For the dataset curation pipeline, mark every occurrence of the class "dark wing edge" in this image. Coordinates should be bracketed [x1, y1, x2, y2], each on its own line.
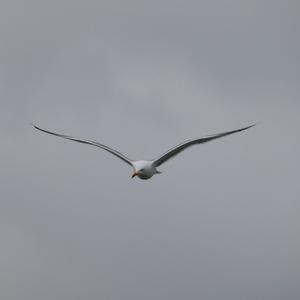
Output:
[152, 124, 256, 167]
[32, 124, 133, 166]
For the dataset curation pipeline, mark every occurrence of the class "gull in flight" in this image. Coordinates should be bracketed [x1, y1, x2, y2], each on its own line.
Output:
[33, 124, 255, 180]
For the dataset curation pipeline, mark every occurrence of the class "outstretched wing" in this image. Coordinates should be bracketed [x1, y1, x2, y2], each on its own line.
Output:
[152, 124, 255, 167]
[32, 124, 133, 166]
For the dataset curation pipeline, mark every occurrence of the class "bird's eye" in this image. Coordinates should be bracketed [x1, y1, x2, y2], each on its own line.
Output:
[140, 169, 144, 172]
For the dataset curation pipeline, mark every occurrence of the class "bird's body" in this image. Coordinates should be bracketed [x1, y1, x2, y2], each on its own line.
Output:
[33, 124, 255, 180]
[132, 160, 160, 179]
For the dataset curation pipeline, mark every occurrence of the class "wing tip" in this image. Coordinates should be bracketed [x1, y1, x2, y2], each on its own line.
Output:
[244, 123, 256, 130]
[31, 123, 42, 131]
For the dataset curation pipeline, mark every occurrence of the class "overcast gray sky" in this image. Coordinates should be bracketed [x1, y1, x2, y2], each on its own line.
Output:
[1, 0, 300, 299]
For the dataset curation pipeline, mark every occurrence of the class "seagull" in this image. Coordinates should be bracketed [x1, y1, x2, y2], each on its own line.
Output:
[32, 124, 255, 180]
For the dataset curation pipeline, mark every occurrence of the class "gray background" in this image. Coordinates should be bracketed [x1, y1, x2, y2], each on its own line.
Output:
[1, 0, 300, 299]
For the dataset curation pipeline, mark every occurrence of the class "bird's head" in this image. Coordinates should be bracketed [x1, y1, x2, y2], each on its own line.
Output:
[131, 168, 145, 178]
[131, 161, 159, 180]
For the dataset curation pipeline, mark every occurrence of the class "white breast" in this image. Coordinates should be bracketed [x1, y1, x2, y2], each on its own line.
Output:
[132, 160, 156, 179]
